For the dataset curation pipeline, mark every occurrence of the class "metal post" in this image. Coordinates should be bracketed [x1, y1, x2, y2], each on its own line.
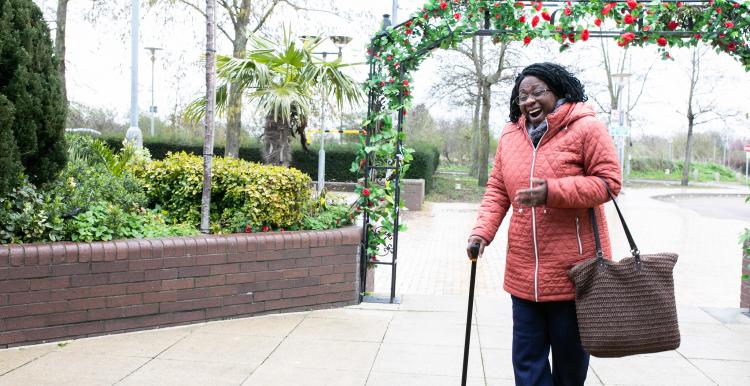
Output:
[125, 0, 142, 147]
[317, 52, 327, 194]
[392, 0, 398, 25]
[145, 47, 162, 137]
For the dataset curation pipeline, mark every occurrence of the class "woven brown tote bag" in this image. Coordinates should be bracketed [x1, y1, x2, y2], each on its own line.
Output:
[568, 183, 680, 358]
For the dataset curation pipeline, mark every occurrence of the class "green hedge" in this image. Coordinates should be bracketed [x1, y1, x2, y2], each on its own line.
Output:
[105, 139, 440, 190]
[135, 152, 311, 231]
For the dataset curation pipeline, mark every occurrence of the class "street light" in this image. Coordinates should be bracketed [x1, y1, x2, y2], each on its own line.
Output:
[125, 0, 142, 148]
[611, 72, 631, 179]
[144, 46, 162, 137]
[301, 35, 352, 193]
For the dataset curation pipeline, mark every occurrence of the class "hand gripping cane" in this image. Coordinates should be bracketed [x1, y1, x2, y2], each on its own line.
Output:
[461, 242, 481, 386]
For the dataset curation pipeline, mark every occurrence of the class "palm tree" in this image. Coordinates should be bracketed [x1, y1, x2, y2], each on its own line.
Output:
[187, 31, 363, 166]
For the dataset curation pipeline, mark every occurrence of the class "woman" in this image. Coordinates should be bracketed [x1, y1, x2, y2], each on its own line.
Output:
[466, 62, 621, 386]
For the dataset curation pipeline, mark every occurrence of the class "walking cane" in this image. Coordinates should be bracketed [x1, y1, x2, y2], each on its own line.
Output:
[461, 242, 481, 386]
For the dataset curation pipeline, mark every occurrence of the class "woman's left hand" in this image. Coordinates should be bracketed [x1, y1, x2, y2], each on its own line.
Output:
[515, 178, 548, 207]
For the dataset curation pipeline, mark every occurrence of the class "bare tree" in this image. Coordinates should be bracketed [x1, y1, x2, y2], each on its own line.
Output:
[428, 39, 519, 186]
[152, 0, 339, 158]
[201, 0, 216, 233]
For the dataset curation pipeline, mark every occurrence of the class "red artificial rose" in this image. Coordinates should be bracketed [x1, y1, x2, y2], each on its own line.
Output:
[719, 33, 726, 38]
[733, 2, 740, 8]
[362, 188, 370, 197]
[514, 1, 524, 8]
[568, 33, 576, 43]
[624, 14, 634, 24]
[564, 7, 572, 16]
[245, 224, 252, 233]
[531, 15, 540, 27]
[694, 33, 702, 40]
[523, 35, 532, 45]
[621, 32, 635, 42]
[386, 55, 393, 61]
[725, 21, 734, 28]
[676, 1, 683, 7]
[440, 1, 447, 10]
[454, 12, 461, 21]
[542, 11, 551, 21]
[602, 3, 616, 15]
[423, 13, 429, 19]
[405, 28, 412, 35]
[617, 39, 627, 47]
[727, 42, 737, 51]
[406, 20, 412, 27]
[594, 18, 602, 27]
[642, 24, 650, 31]
[581, 29, 590, 41]
[534, 2, 542, 11]
[657, 36, 668, 46]
[627, 0, 638, 10]
[667, 21, 678, 30]
[262, 225, 269, 232]
[495, 13, 501, 18]
[519, 15, 526, 23]
[403, 79, 409, 86]
[665, 52, 672, 59]
[716, 7, 722, 13]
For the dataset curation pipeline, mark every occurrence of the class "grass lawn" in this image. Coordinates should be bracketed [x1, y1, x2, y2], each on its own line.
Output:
[426, 168, 486, 203]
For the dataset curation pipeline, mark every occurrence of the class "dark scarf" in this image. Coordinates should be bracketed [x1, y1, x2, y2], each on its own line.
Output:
[526, 98, 567, 147]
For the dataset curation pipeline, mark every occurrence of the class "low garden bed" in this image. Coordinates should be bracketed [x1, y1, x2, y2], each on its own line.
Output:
[0, 226, 362, 348]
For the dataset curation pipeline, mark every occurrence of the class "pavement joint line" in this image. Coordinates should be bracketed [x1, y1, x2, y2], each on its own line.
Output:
[237, 310, 310, 385]
[472, 299, 489, 385]
[0, 347, 57, 378]
[675, 348, 720, 386]
[363, 309, 396, 386]
[111, 327, 195, 385]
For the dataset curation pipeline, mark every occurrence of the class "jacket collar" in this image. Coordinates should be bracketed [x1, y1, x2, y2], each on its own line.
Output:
[515, 102, 595, 146]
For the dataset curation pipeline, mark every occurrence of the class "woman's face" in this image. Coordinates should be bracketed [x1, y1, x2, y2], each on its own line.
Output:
[517, 76, 558, 126]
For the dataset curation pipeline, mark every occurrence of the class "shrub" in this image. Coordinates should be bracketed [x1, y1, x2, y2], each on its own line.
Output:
[0, 177, 64, 244]
[0, 95, 21, 194]
[137, 152, 312, 231]
[405, 142, 441, 192]
[0, 0, 67, 188]
[104, 138, 439, 185]
[68, 203, 198, 242]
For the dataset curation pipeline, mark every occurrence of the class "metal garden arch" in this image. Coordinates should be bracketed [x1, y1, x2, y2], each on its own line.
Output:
[356, 0, 750, 303]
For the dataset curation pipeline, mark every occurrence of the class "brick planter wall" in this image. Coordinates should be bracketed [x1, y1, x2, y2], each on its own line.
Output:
[0, 226, 361, 348]
[742, 239, 749, 310]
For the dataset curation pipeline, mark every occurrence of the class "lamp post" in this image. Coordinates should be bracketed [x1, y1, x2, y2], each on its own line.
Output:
[611, 73, 631, 179]
[125, 0, 142, 148]
[301, 35, 352, 193]
[144, 46, 162, 137]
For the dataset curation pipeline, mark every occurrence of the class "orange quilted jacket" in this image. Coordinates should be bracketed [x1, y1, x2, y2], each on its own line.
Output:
[471, 102, 622, 302]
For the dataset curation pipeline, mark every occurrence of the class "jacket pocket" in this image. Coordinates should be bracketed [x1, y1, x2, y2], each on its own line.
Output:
[575, 216, 583, 255]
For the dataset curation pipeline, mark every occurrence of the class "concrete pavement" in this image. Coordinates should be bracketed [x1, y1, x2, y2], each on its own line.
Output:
[1, 184, 749, 385]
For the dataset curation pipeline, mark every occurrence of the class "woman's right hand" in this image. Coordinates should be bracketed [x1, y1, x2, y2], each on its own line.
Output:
[466, 236, 487, 260]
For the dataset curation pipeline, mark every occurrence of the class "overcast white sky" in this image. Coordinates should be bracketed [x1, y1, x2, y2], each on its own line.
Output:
[35, 0, 750, 141]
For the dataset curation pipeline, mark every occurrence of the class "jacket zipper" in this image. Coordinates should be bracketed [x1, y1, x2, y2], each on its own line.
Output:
[529, 119, 548, 302]
[575, 217, 583, 255]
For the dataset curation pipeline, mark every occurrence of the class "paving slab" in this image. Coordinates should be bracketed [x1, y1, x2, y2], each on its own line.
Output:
[243, 365, 369, 386]
[0, 345, 57, 376]
[157, 332, 282, 365]
[262, 338, 380, 372]
[590, 355, 716, 385]
[0, 351, 148, 386]
[59, 327, 191, 358]
[365, 371, 485, 386]
[370, 342, 483, 377]
[117, 359, 257, 386]
[192, 312, 306, 337]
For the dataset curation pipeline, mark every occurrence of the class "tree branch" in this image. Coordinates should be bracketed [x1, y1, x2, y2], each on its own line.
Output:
[177, 0, 233, 41]
[251, 0, 281, 33]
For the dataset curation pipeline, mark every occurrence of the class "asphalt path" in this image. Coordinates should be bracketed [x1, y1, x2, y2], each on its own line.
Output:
[654, 194, 750, 221]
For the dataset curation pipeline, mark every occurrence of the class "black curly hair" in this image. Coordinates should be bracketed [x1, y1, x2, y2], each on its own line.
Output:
[509, 62, 587, 123]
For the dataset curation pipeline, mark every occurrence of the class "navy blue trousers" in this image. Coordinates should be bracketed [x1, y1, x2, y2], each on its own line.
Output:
[511, 295, 589, 386]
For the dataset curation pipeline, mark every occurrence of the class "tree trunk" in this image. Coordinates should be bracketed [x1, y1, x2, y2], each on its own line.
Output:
[224, 1, 251, 158]
[201, 0, 217, 233]
[681, 109, 694, 186]
[55, 0, 68, 105]
[681, 48, 699, 187]
[478, 80, 491, 187]
[470, 82, 481, 177]
[262, 116, 292, 167]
